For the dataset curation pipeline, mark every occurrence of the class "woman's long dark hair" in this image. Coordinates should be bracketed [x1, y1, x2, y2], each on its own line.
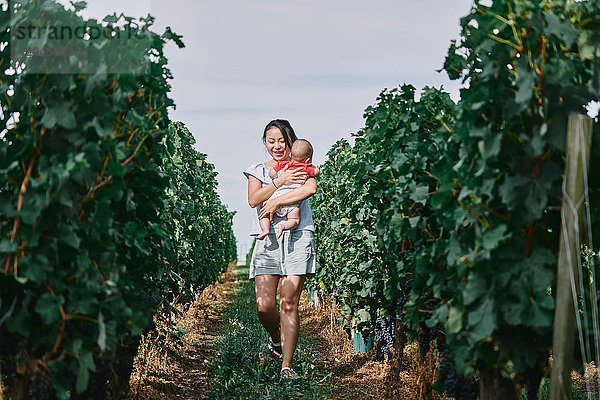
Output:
[263, 119, 297, 150]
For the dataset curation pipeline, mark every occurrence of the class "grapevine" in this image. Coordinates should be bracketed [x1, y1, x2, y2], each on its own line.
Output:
[0, 1, 235, 397]
[311, 0, 600, 397]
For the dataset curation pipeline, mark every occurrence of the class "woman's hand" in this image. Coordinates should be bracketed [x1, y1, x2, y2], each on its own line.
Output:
[259, 177, 317, 221]
[259, 196, 281, 221]
[274, 164, 308, 187]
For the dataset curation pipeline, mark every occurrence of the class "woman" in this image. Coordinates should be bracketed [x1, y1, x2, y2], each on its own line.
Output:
[243, 119, 317, 378]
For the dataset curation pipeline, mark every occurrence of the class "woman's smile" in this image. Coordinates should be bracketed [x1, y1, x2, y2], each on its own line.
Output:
[265, 127, 290, 161]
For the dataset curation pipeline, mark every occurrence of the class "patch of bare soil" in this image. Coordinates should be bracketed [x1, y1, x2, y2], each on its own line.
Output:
[127, 265, 240, 399]
[299, 291, 450, 400]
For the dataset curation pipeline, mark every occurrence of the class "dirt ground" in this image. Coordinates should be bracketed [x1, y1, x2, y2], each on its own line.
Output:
[127, 265, 446, 399]
[299, 291, 447, 400]
[127, 267, 238, 399]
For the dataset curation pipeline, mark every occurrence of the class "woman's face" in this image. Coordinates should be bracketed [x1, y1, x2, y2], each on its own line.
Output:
[265, 127, 290, 161]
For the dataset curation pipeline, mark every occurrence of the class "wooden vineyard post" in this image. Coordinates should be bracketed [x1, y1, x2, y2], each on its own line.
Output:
[550, 113, 593, 400]
[391, 317, 405, 379]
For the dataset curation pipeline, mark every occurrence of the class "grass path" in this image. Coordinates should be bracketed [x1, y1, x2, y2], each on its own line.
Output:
[204, 266, 331, 399]
[130, 264, 390, 399]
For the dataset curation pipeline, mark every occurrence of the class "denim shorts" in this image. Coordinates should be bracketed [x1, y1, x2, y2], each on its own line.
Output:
[249, 230, 316, 280]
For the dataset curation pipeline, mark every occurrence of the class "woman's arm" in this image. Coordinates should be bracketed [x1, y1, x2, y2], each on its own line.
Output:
[247, 175, 276, 208]
[258, 177, 317, 220]
[247, 166, 308, 208]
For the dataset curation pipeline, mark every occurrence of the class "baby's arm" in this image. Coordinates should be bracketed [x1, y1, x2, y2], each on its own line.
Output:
[305, 164, 320, 178]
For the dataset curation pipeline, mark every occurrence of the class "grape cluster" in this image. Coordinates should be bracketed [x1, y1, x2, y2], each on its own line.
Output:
[438, 349, 478, 400]
[395, 295, 409, 313]
[142, 276, 181, 309]
[25, 371, 55, 400]
[417, 325, 430, 361]
[194, 284, 207, 299]
[374, 316, 395, 355]
[141, 278, 161, 307]
[396, 276, 414, 311]
[418, 322, 445, 360]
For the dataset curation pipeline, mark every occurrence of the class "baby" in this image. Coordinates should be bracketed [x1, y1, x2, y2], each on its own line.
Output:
[257, 139, 320, 239]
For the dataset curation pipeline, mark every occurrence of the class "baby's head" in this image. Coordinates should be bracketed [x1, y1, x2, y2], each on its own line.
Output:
[291, 139, 313, 162]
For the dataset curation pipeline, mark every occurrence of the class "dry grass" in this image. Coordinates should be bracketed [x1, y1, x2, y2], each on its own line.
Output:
[127, 265, 239, 399]
[572, 361, 600, 397]
[127, 270, 450, 399]
[299, 291, 450, 400]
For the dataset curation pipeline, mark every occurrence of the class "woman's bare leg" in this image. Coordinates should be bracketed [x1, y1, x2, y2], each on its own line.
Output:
[279, 275, 306, 369]
[254, 275, 281, 346]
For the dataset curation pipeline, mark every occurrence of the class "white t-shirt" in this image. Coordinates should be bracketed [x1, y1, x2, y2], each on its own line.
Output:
[243, 162, 315, 236]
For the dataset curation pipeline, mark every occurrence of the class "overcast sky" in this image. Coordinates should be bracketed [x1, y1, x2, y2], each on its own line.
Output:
[70, 0, 477, 258]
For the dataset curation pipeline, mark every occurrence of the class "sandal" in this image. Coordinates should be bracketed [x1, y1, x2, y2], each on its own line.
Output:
[268, 337, 283, 361]
[280, 367, 299, 379]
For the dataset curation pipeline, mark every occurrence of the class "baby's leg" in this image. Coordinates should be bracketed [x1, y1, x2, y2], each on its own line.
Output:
[275, 208, 301, 239]
[257, 215, 271, 240]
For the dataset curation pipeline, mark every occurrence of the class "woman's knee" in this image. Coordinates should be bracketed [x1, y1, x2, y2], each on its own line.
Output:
[279, 297, 298, 314]
[256, 298, 277, 316]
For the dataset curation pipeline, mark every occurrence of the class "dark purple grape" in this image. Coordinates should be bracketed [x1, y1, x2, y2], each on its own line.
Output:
[26, 371, 55, 400]
[438, 349, 478, 400]
[374, 316, 395, 355]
